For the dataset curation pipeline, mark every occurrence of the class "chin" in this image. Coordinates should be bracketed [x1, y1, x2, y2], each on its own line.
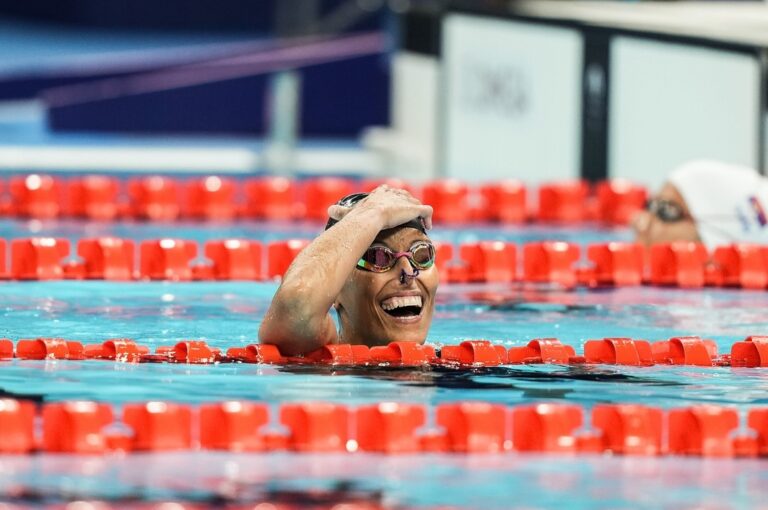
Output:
[363, 329, 427, 347]
[383, 328, 428, 345]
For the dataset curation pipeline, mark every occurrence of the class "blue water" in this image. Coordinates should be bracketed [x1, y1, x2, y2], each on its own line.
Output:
[0, 220, 767, 509]
[0, 217, 631, 249]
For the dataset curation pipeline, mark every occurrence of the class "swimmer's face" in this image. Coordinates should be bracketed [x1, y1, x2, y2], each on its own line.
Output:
[632, 183, 700, 246]
[335, 226, 439, 346]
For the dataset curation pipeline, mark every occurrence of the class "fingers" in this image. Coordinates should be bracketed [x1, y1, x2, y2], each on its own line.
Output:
[420, 204, 433, 230]
[371, 185, 420, 204]
[374, 187, 432, 230]
[327, 204, 351, 221]
[331, 185, 434, 231]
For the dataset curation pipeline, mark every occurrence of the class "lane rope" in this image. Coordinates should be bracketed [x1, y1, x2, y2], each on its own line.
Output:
[0, 398, 765, 457]
[1, 236, 767, 289]
[3, 337, 768, 368]
[1, 174, 644, 224]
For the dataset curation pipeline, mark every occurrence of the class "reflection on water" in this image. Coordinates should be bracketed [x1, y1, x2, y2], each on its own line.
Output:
[0, 452, 765, 509]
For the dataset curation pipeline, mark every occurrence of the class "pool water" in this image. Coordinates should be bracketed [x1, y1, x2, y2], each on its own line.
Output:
[0, 219, 767, 509]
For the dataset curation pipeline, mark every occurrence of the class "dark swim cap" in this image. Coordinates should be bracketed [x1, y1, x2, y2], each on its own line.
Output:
[324, 192, 427, 232]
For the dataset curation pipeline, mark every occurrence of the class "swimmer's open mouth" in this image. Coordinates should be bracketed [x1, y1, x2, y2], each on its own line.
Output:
[381, 295, 423, 318]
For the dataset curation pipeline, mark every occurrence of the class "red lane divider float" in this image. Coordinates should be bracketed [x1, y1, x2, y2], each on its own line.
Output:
[422, 180, 471, 223]
[244, 176, 297, 220]
[204, 239, 263, 280]
[357, 402, 426, 453]
[266, 239, 310, 279]
[523, 241, 581, 288]
[537, 181, 590, 223]
[0, 399, 35, 453]
[78, 237, 135, 280]
[595, 180, 648, 225]
[0, 238, 5, 278]
[281, 402, 350, 452]
[460, 241, 517, 283]
[508, 338, 576, 364]
[200, 400, 270, 451]
[584, 338, 653, 366]
[1, 236, 767, 289]
[712, 244, 768, 289]
[649, 242, 709, 288]
[184, 176, 237, 221]
[729, 336, 768, 368]
[42, 401, 114, 453]
[0, 174, 655, 225]
[124, 402, 193, 451]
[11, 237, 70, 280]
[480, 180, 527, 223]
[129, 176, 181, 221]
[2, 336, 768, 369]
[303, 177, 354, 221]
[1, 398, 767, 458]
[67, 174, 122, 220]
[9, 174, 61, 219]
[139, 239, 198, 281]
[586, 242, 645, 286]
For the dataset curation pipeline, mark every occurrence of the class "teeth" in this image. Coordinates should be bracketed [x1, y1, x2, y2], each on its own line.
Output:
[381, 295, 423, 311]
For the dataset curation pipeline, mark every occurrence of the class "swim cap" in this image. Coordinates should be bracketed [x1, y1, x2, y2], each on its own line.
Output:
[668, 160, 768, 249]
[324, 192, 427, 233]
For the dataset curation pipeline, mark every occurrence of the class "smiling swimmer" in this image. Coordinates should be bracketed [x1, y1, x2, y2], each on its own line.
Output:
[259, 185, 438, 356]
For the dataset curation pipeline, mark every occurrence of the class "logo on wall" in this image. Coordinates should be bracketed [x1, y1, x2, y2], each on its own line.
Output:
[461, 59, 529, 118]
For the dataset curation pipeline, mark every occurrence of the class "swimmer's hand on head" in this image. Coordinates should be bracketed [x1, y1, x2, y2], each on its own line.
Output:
[327, 187, 433, 231]
[258, 185, 434, 356]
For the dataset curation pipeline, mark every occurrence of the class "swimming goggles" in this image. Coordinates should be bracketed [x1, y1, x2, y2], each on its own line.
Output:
[646, 198, 741, 242]
[357, 241, 436, 273]
[645, 198, 689, 223]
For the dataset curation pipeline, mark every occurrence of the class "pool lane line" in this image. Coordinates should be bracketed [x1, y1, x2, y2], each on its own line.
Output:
[0, 398, 765, 458]
[2, 337, 768, 368]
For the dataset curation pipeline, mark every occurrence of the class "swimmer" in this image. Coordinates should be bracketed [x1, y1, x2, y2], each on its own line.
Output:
[259, 185, 438, 356]
[633, 160, 768, 249]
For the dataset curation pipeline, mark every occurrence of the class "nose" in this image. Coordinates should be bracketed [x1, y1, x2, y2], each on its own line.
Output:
[631, 210, 652, 246]
[394, 253, 415, 272]
[631, 210, 651, 234]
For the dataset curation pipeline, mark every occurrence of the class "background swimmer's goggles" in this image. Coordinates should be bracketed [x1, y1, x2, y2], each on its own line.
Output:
[324, 192, 427, 233]
[646, 198, 742, 242]
[645, 198, 689, 223]
[356, 242, 436, 273]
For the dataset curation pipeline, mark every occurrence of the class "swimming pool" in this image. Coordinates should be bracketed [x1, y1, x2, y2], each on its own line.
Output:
[1, 216, 767, 509]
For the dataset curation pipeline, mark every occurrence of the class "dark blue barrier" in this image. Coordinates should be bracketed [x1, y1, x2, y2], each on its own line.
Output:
[44, 33, 390, 137]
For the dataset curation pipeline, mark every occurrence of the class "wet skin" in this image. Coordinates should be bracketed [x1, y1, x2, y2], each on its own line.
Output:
[632, 183, 700, 247]
[334, 226, 439, 347]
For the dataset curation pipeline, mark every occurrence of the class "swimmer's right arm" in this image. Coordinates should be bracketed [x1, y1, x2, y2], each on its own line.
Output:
[258, 186, 432, 355]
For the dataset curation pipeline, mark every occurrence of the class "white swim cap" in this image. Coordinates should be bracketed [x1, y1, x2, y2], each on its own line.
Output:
[668, 160, 768, 249]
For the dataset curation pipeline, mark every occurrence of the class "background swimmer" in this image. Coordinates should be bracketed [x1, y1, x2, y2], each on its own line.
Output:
[633, 160, 768, 248]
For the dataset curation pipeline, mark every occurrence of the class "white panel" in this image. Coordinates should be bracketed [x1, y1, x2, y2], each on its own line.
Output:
[610, 36, 760, 188]
[361, 52, 439, 181]
[393, 52, 439, 147]
[442, 14, 584, 183]
[392, 52, 439, 180]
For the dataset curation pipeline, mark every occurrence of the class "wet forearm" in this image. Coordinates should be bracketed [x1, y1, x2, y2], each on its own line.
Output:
[282, 207, 381, 307]
[260, 206, 383, 343]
